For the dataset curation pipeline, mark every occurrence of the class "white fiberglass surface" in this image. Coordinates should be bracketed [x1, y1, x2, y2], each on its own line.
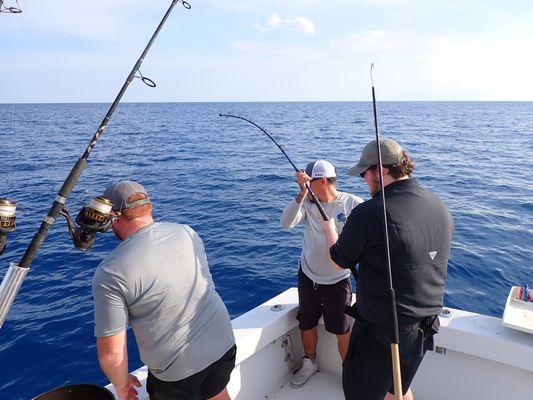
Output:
[266, 371, 344, 400]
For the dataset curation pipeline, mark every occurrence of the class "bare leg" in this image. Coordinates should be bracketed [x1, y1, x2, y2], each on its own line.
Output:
[209, 387, 231, 400]
[384, 388, 414, 400]
[301, 327, 318, 359]
[336, 332, 350, 361]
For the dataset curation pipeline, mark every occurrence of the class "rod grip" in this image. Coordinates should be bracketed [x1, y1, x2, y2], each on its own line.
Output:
[390, 343, 403, 400]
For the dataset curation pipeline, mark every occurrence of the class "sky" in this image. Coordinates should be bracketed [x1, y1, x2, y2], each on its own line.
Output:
[1, 0, 532, 102]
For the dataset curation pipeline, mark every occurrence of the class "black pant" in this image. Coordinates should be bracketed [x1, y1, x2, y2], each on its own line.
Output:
[342, 318, 437, 400]
[297, 267, 352, 335]
[147, 345, 236, 400]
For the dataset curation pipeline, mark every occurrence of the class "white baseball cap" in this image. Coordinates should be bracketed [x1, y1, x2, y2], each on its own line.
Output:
[305, 160, 336, 179]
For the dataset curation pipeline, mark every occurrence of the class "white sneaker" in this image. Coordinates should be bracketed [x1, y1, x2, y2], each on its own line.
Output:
[290, 357, 318, 387]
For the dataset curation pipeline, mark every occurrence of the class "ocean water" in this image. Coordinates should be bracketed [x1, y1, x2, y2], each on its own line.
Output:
[0, 101, 531, 398]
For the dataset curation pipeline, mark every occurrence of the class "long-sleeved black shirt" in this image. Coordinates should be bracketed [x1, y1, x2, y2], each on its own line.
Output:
[330, 178, 454, 328]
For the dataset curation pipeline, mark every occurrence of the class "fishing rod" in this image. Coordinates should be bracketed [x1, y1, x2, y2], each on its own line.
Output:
[370, 63, 403, 400]
[0, 0, 22, 13]
[0, 0, 191, 330]
[219, 113, 329, 221]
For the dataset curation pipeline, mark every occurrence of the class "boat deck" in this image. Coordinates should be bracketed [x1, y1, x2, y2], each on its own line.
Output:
[266, 371, 343, 399]
[107, 288, 533, 400]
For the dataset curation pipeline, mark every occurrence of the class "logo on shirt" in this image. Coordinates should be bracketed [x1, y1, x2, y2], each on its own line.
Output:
[337, 213, 346, 223]
[429, 251, 437, 260]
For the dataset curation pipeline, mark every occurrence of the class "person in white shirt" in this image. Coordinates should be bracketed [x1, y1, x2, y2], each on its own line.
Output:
[280, 160, 363, 387]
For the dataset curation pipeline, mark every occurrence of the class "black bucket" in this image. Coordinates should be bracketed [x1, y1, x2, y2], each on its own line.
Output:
[32, 384, 115, 400]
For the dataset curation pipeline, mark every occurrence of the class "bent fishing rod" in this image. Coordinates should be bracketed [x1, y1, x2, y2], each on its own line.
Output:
[219, 113, 329, 221]
[0, 0, 191, 330]
[370, 63, 403, 400]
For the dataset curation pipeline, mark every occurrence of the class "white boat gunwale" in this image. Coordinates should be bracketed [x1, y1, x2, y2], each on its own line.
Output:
[106, 287, 533, 399]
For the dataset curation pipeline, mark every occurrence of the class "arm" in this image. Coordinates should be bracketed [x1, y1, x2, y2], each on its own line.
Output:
[324, 203, 371, 272]
[97, 331, 141, 400]
[280, 171, 311, 228]
[92, 267, 139, 399]
[280, 198, 306, 228]
[323, 218, 343, 270]
[322, 195, 366, 270]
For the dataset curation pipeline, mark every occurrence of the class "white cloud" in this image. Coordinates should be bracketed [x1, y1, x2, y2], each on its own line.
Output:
[2, 0, 533, 101]
[266, 13, 282, 29]
[253, 13, 316, 35]
[291, 16, 316, 35]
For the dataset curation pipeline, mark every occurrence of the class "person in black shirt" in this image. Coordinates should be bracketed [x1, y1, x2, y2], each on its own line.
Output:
[323, 138, 454, 400]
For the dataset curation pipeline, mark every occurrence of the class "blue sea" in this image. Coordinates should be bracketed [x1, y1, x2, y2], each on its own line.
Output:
[0, 101, 531, 398]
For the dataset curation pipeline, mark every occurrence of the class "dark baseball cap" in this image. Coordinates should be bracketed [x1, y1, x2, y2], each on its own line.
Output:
[103, 180, 150, 211]
[347, 138, 403, 176]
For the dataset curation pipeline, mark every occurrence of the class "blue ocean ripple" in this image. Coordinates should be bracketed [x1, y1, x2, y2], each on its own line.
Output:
[0, 101, 531, 398]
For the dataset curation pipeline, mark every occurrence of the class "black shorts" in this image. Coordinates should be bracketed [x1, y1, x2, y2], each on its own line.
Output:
[146, 345, 236, 400]
[297, 267, 352, 335]
[342, 320, 437, 400]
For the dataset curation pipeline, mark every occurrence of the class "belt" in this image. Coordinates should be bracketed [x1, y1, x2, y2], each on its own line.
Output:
[346, 304, 439, 335]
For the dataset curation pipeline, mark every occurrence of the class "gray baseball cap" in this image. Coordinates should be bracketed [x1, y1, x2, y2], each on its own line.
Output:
[103, 180, 151, 211]
[347, 138, 403, 176]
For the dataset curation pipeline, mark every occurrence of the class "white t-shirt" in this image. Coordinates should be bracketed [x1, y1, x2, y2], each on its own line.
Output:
[281, 191, 364, 284]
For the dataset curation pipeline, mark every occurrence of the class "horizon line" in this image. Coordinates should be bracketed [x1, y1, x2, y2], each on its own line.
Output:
[2, 100, 532, 105]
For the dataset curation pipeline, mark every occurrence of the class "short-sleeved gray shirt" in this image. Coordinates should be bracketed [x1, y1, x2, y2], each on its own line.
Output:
[92, 222, 235, 382]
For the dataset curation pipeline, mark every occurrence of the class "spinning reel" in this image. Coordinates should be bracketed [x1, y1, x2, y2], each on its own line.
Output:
[60, 196, 119, 252]
[0, 199, 16, 255]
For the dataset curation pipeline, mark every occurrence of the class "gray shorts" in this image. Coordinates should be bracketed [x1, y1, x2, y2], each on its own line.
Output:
[297, 268, 352, 335]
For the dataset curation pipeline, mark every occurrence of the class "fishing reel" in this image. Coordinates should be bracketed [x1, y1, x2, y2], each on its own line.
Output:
[0, 0, 23, 13]
[59, 196, 118, 252]
[0, 198, 16, 256]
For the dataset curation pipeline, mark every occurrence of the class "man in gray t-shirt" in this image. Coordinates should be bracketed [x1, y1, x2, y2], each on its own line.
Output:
[92, 181, 235, 400]
[281, 160, 363, 387]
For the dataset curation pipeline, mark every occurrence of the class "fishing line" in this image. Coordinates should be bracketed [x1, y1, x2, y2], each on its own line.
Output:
[127, 102, 152, 179]
[82, 104, 127, 198]
[81, 103, 131, 206]
[219, 113, 329, 221]
[83, 100, 152, 200]
[77, 46, 162, 231]
[81, 23, 163, 207]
